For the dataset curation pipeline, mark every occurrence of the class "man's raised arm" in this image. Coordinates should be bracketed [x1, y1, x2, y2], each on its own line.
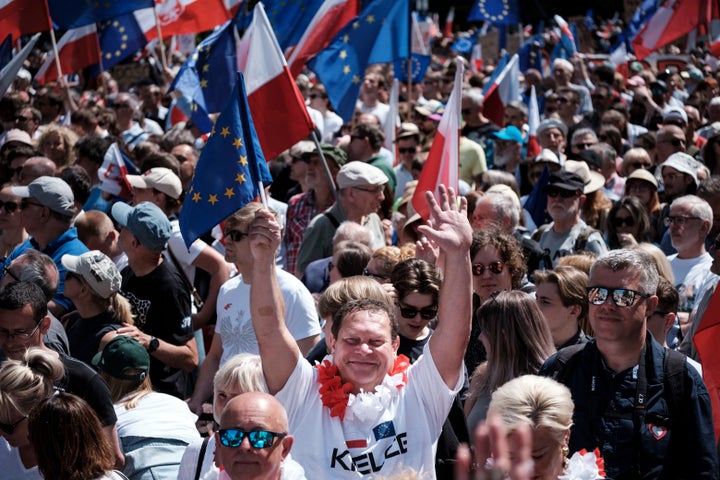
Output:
[418, 185, 473, 389]
[249, 208, 300, 394]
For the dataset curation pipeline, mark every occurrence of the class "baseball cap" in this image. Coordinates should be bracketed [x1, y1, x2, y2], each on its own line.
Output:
[533, 149, 561, 165]
[415, 100, 445, 121]
[492, 125, 523, 144]
[627, 76, 646, 88]
[126, 168, 182, 200]
[313, 144, 347, 168]
[61, 251, 121, 299]
[337, 161, 388, 189]
[537, 118, 568, 137]
[660, 152, 699, 188]
[92, 336, 150, 381]
[11, 176, 75, 217]
[662, 106, 688, 125]
[543, 170, 585, 193]
[396, 122, 420, 140]
[2, 128, 33, 148]
[111, 201, 172, 251]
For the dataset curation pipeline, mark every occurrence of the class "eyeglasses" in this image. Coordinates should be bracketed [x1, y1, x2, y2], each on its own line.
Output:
[651, 310, 670, 317]
[20, 199, 44, 210]
[353, 186, 384, 195]
[586, 287, 650, 307]
[659, 138, 685, 147]
[218, 429, 287, 449]
[573, 142, 595, 150]
[363, 268, 387, 280]
[308, 93, 320, 99]
[0, 321, 42, 341]
[224, 230, 249, 242]
[629, 162, 651, 170]
[613, 216, 635, 227]
[557, 97, 570, 103]
[3, 265, 20, 282]
[398, 303, 438, 320]
[546, 188, 579, 199]
[398, 147, 416, 154]
[0, 200, 19, 213]
[664, 216, 701, 227]
[0, 415, 27, 435]
[471, 261, 504, 276]
[14, 115, 31, 123]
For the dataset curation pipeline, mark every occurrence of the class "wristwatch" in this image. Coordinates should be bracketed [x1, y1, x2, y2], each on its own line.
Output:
[147, 336, 160, 353]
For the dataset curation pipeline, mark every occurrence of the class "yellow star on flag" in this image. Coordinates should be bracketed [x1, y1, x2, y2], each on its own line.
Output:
[220, 127, 230, 138]
[224, 188, 235, 199]
[238, 155, 248, 166]
[343, 65, 350, 74]
[233, 138, 243, 148]
[235, 172, 246, 184]
[208, 194, 219, 205]
[339, 50, 347, 59]
[367, 15, 375, 23]
[192, 192, 202, 203]
[200, 79, 208, 88]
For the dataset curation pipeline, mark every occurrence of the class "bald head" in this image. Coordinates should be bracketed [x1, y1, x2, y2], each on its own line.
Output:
[20, 156, 56, 185]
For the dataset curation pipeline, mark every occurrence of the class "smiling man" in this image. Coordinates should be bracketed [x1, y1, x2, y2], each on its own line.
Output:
[541, 250, 718, 479]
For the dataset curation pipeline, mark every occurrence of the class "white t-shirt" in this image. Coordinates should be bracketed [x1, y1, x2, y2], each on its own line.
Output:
[358, 101, 390, 129]
[669, 253, 713, 312]
[275, 343, 463, 479]
[0, 438, 42, 480]
[166, 218, 208, 285]
[216, 268, 320, 365]
[114, 391, 200, 443]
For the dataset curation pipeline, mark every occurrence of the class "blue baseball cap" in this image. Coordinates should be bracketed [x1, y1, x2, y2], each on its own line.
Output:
[492, 125, 523, 144]
[111, 201, 171, 251]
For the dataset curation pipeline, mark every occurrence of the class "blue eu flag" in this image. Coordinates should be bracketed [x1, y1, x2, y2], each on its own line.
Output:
[97, 13, 147, 70]
[308, 0, 409, 122]
[468, 0, 519, 25]
[524, 165, 551, 228]
[179, 73, 273, 249]
[48, 0, 153, 29]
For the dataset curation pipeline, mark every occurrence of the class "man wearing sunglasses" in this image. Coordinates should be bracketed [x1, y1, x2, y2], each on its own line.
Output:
[540, 249, 718, 479]
[216, 392, 297, 480]
[536, 170, 607, 268]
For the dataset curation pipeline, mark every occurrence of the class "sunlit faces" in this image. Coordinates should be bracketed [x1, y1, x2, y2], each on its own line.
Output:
[350, 184, 385, 216]
[535, 282, 577, 342]
[0, 304, 43, 361]
[396, 292, 436, 340]
[329, 309, 399, 394]
[527, 428, 567, 480]
[0, 187, 22, 230]
[471, 245, 512, 302]
[538, 128, 565, 154]
[546, 189, 582, 224]
[661, 167, 692, 199]
[667, 203, 706, 252]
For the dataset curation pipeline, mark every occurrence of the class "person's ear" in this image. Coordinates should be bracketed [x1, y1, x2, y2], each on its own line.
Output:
[280, 435, 294, 459]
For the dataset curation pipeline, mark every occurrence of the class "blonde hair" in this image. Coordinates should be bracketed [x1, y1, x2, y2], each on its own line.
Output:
[0, 348, 64, 423]
[213, 353, 266, 423]
[488, 374, 573, 446]
[37, 125, 78, 166]
[630, 242, 675, 284]
[317, 276, 393, 320]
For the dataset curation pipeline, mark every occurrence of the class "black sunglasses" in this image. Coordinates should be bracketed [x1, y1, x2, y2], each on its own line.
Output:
[613, 217, 635, 228]
[224, 230, 249, 242]
[587, 286, 650, 307]
[0, 200, 19, 213]
[20, 198, 45, 210]
[398, 303, 438, 320]
[363, 268, 387, 280]
[0, 415, 27, 435]
[218, 429, 286, 449]
[3, 265, 20, 282]
[398, 147, 416, 154]
[546, 189, 579, 199]
[471, 261, 504, 276]
[661, 138, 685, 147]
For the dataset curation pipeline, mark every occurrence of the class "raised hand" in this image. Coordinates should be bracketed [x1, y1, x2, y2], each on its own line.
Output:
[416, 185, 473, 256]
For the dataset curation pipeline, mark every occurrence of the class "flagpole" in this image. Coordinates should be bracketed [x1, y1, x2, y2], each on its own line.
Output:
[406, 2, 414, 122]
[48, 28, 64, 81]
[310, 130, 340, 206]
[152, 5, 169, 72]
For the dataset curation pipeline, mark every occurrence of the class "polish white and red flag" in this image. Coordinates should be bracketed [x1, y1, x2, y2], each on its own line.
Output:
[411, 58, 464, 220]
[98, 143, 136, 200]
[136, 0, 241, 41]
[632, 0, 713, 61]
[0, 0, 51, 42]
[34, 24, 101, 84]
[244, 2, 316, 161]
[482, 53, 520, 128]
[286, 0, 358, 78]
[526, 85, 541, 159]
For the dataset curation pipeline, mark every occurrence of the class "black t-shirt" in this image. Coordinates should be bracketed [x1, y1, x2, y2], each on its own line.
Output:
[65, 310, 122, 366]
[121, 261, 193, 399]
[57, 353, 117, 427]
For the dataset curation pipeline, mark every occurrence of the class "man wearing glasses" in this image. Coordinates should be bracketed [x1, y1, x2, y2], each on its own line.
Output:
[657, 152, 700, 254]
[541, 250, 718, 479]
[536, 170, 607, 267]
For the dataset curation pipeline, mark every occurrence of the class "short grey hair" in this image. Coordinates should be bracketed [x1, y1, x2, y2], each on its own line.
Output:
[670, 194, 713, 225]
[591, 142, 617, 162]
[462, 88, 484, 107]
[333, 221, 372, 247]
[476, 193, 520, 230]
[571, 128, 598, 144]
[590, 249, 659, 296]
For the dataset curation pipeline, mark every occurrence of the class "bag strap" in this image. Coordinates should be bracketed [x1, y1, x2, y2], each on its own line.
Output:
[547, 342, 587, 385]
[663, 347, 687, 416]
[324, 211, 340, 228]
[166, 243, 204, 310]
[194, 436, 211, 480]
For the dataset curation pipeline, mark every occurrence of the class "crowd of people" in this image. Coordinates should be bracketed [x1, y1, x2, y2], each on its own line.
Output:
[1, 14, 720, 480]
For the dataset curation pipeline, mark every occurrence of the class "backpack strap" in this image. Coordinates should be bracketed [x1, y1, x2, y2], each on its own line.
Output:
[574, 226, 600, 252]
[546, 342, 588, 385]
[663, 348, 687, 416]
[324, 211, 340, 228]
[194, 436, 211, 480]
[531, 223, 550, 243]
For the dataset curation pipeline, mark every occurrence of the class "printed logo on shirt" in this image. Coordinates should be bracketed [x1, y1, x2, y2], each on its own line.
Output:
[331, 426, 408, 475]
[373, 421, 395, 440]
[121, 290, 151, 328]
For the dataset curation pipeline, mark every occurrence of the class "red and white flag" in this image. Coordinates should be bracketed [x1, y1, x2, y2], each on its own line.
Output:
[0, 0, 51, 42]
[554, 14, 576, 55]
[443, 6, 455, 38]
[632, 0, 712, 61]
[526, 85, 541, 158]
[98, 143, 134, 200]
[286, 0, 358, 78]
[34, 24, 101, 84]
[137, 0, 241, 41]
[245, 3, 316, 161]
[609, 42, 629, 81]
[385, 78, 400, 155]
[411, 58, 464, 221]
[482, 53, 520, 127]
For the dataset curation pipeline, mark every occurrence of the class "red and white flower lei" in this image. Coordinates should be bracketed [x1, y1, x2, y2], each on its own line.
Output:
[559, 448, 606, 479]
[316, 355, 410, 422]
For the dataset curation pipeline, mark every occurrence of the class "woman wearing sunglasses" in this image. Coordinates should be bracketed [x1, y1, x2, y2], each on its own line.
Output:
[0, 348, 63, 480]
[465, 291, 555, 436]
[0, 185, 27, 261]
[623, 169, 663, 242]
[605, 196, 652, 250]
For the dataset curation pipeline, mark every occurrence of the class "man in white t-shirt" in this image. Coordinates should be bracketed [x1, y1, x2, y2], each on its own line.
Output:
[188, 202, 320, 415]
[248, 185, 473, 479]
[667, 195, 715, 346]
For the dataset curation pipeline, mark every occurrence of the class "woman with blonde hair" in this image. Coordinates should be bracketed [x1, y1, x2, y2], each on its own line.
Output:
[0, 348, 64, 479]
[37, 124, 78, 167]
[28, 392, 124, 480]
[465, 291, 555, 435]
[94, 336, 199, 480]
[534, 266, 592, 347]
[61, 251, 134, 365]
